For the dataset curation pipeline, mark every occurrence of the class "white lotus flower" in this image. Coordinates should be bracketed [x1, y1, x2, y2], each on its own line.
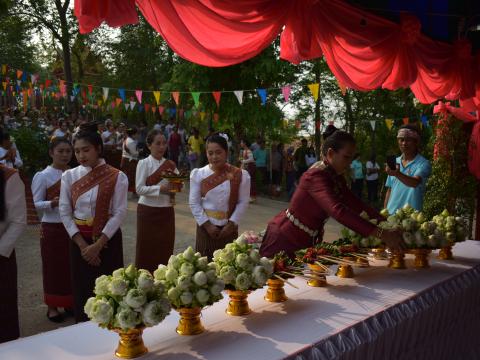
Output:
[193, 271, 207, 286]
[94, 275, 111, 296]
[195, 289, 210, 305]
[108, 277, 128, 296]
[125, 289, 147, 309]
[90, 298, 114, 324]
[142, 300, 170, 327]
[153, 265, 168, 281]
[115, 307, 140, 330]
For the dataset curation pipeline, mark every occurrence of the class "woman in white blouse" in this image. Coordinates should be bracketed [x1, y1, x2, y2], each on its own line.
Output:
[0, 164, 26, 343]
[190, 134, 250, 259]
[135, 129, 179, 272]
[120, 126, 139, 194]
[32, 138, 73, 323]
[59, 123, 128, 323]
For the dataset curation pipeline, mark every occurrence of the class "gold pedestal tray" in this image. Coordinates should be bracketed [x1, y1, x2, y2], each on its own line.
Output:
[226, 290, 251, 316]
[307, 263, 327, 287]
[336, 257, 355, 278]
[438, 246, 454, 260]
[264, 278, 288, 302]
[112, 327, 148, 359]
[411, 249, 431, 268]
[176, 307, 205, 335]
[356, 257, 370, 267]
[371, 248, 388, 260]
[388, 251, 406, 269]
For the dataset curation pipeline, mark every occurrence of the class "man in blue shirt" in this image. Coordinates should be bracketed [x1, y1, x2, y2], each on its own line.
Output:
[384, 125, 432, 215]
[253, 141, 268, 193]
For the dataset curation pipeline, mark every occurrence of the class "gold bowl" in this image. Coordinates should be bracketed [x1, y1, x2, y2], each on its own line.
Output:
[175, 307, 205, 335]
[438, 245, 453, 260]
[111, 327, 148, 359]
[410, 248, 432, 269]
[226, 289, 251, 316]
[264, 278, 288, 302]
[388, 251, 406, 269]
[306, 263, 327, 287]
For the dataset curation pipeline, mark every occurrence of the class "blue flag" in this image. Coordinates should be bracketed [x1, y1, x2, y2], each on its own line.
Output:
[421, 115, 429, 127]
[257, 88, 267, 106]
[118, 88, 126, 102]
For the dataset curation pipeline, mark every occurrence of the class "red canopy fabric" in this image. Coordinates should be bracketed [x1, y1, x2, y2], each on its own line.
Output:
[74, 0, 480, 105]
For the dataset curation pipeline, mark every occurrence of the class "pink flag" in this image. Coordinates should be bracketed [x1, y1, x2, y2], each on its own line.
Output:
[159, 106, 165, 114]
[135, 90, 142, 104]
[282, 85, 291, 102]
[213, 91, 221, 107]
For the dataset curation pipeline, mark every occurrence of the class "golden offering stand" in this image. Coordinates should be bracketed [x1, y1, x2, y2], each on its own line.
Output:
[410, 249, 432, 269]
[111, 327, 148, 359]
[264, 278, 288, 302]
[388, 251, 406, 269]
[226, 290, 252, 316]
[175, 307, 205, 335]
[438, 245, 454, 260]
[306, 263, 328, 287]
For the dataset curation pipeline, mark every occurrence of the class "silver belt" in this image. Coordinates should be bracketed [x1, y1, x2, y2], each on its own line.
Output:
[285, 209, 319, 237]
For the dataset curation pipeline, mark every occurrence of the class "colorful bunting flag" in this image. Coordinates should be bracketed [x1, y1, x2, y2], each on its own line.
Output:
[145, 103, 151, 112]
[308, 83, 320, 101]
[118, 88, 126, 102]
[115, 98, 122, 106]
[191, 92, 201, 107]
[421, 115, 429, 127]
[282, 85, 291, 102]
[172, 91, 180, 105]
[159, 106, 165, 115]
[102, 87, 109, 101]
[256, 88, 267, 106]
[1, 65, 6, 75]
[212, 91, 221, 107]
[153, 91, 161, 105]
[370, 120, 376, 131]
[2, 82, 6, 91]
[45, 79, 52, 89]
[124, 103, 129, 111]
[135, 90, 142, 104]
[385, 119, 393, 130]
[151, 106, 156, 113]
[87, 84, 93, 95]
[130, 101, 136, 110]
[234, 90, 243, 105]
[16, 70, 23, 79]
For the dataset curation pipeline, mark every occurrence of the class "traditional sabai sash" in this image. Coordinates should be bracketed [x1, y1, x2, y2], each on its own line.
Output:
[71, 164, 119, 238]
[0, 164, 17, 181]
[46, 179, 61, 201]
[200, 164, 242, 217]
[145, 159, 176, 186]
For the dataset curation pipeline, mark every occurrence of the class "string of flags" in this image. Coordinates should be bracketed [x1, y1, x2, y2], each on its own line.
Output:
[0, 63, 322, 114]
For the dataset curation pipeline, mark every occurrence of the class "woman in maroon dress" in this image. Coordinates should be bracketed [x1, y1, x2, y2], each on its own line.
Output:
[260, 127, 405, 259]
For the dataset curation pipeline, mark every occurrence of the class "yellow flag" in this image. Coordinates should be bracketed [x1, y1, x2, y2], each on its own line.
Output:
[308, 83, 320, 101]
[2, 82, 6, 91]
[385, 119, 393, 130]
[153, 91, 161, 105]
[200, 111, 206, 121]
[97, 99, 103, 106]
[1, 65, 6, 75]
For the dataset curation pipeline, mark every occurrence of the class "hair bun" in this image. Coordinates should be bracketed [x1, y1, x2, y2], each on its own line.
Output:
[322, 125, 338, 140]
[78, 121, 101, 134]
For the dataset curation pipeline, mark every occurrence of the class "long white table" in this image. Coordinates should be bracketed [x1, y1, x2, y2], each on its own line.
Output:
[2, 241, 480, 360]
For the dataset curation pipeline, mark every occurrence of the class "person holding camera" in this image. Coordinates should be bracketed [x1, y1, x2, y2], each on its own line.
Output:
[384, 125, 431, 215]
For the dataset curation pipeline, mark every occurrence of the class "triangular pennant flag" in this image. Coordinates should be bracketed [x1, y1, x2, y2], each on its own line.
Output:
[402, 117, 409, 125]
[171, 91, 180, 105]
[1, 65, 6, 75]
[308, 83, 320, 101]
[282, 85, 291, 102]
[159, 106, 165, 115]
[16, 70, 23, 79]
[200, 111, 206, 121]
[385, 119, 393, 130]
[118, 88, 126, 102]
[337, 79, 347, 96]
[130, 101, 136, 110]
[370, 121, 376, 131]
[31, 74, 39, 84]
[212, 91, 221, 107]
[87, 84, 93, 95]
[124, 103, 129, 111]
[153, 91, 161, 105]
[151, 106, 157, 113]
[45, 79, 52, 89]
[16, 80, 21, 87]
[2, 82, 6, 91]
[70, 95, 75, 102]
[421, 115, 429, 127]
[191, 92, 201, 107]
[256, 88, 267, 106]
[145, 103, 151, 112]
[135, 89, 142, 104]
[213, 113, 219, 123]
[234, 90, 243, 105]
[102, 87, 109, 102]
[21, 72, 27, 82]
[115, 98, 122, 106]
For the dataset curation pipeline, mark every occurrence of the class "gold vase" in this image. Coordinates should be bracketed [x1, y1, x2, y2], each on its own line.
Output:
[388, 251, 406, 269]
[372, 248, 388, 260]
[307, 263, 327, 287]
[112, 327, 148, 359]
[226, 290, 251, 316]
[175, 307, 205, 335]
[412, 249, 431, 268]
[356, 257, 370, 267]
[438, 245, 454, 260]
[264, 278, 288, 302]
[336, 265, 354, 278]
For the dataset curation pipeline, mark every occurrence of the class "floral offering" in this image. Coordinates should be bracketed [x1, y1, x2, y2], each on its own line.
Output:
[213, 236, 274, 291]
[85, 264, 171, 331]
[153, 247, 225, 309]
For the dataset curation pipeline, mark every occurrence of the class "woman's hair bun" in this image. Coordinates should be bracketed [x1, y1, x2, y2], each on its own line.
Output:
[78, 121, 100, 133]
[322, 125, 338, 140]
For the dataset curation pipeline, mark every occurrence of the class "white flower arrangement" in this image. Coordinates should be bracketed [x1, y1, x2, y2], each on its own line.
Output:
[153, 247, 225, 309]
[84, 264, 171, 330]
[213, 236, 274, 291]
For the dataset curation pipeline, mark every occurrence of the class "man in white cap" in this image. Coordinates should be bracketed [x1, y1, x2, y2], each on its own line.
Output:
[384, 125, 431, 214]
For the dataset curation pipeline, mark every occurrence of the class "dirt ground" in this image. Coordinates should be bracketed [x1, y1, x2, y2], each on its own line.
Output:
[15, 189, 341, 338]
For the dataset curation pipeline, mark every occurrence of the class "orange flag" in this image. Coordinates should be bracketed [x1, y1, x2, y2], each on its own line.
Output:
[16, 70, 23, 79]
[212, 91, 221, 107]
[172, 91, 180, 105]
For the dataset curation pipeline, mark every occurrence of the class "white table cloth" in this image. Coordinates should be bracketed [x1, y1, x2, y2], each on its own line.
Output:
[1, 241, 480, 360]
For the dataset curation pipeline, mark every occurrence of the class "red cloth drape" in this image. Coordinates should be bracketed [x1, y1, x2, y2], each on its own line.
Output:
[74, 0, 480, 105]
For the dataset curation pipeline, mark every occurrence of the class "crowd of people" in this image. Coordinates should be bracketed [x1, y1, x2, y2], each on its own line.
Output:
[0, 107, 431, 344]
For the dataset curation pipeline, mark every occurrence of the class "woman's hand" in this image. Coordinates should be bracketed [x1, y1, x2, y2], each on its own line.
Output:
[160, 182, 179, 194]
[218, 221, 237, 241]
[203, 221, 220, 239]
[381, 229, 406, 252]
[81, 242, 103, 266]
[50, 197, 59, 208]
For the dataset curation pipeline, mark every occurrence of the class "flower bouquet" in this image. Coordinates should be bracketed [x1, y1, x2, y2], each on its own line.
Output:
[213, 236, 273, 315]
[432, 209, 467, 260]
[84, 264, 171, 359]
[153, 247, 224, 335]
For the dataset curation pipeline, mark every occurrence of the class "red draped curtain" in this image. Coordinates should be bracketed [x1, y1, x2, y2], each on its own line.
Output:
[74, 0, 480, 106]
